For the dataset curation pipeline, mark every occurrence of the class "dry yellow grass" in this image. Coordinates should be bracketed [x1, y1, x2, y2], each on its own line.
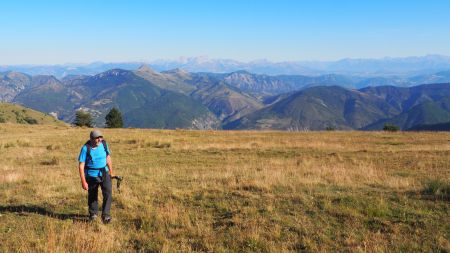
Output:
[0, 124, 449, 252]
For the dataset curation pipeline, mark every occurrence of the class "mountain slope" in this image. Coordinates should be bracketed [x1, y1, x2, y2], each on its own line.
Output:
[360, 83, 450, 112]
[364, 98, 450, 130]
[10, 69, 227, 128]
[123, 91, 218, 129]
[0, 103, 65, 125]
[136, 67, 265, 125]
[14, 69, 219, 129]
[13, 75, 81, 119]
[0, 72, 32, 102]
[409, 70, 450, 85]
[191, 82, 263, 123]
[225, 83, 450, 131]
[355, 77, 411, 88]
[224, 86, 397, 130]
[81, 69, 219, 129]
[408, 121, 450, 131]
[5, 67, 450, 130]
[222, 71, 357, 96]
[134, 65, 196, 94]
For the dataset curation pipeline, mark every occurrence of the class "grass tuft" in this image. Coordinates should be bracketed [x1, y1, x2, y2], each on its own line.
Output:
[126, 139, 138, 144]
[422, 179, 450, 200]
[46, 144, 61, 150]
[4, 142, 16, 148]
[41, 156, 60, 166]
[147, 141, 171, 149]
[17, 139, 32, 147]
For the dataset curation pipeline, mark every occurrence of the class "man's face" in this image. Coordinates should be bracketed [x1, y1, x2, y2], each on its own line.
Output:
[91, 136, 102, 146]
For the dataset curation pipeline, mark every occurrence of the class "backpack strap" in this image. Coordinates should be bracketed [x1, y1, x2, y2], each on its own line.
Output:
[84, 141, 92, 166]
[102, 139, 110, 156]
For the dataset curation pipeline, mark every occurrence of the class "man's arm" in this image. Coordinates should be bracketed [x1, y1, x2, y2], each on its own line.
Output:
[79, 162, 88, 191]
[107, 155, 114, 177]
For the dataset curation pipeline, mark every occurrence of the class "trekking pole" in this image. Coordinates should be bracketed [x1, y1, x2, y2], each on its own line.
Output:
[111, 176, 123, 194]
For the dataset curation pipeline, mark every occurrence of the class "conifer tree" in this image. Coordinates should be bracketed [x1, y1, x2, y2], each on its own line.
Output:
[105, 107, 123, 128]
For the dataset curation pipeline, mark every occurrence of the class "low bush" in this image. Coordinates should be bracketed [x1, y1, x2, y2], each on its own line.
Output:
[24, 116, 38, 124]
[383, 123, 400, 132]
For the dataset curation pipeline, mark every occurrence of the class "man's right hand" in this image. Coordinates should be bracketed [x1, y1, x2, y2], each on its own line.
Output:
[82, 181, 88, 191]
[79, 162, 88, 191]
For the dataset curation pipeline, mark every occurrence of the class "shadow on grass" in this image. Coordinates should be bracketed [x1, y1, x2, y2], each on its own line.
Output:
[406, 191, 449, 202]
[406, 179, 450, 202]
[0, 205, 89, 222]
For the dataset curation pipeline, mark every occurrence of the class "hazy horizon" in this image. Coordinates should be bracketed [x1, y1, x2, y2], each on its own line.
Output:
[1, 54, 450, 67]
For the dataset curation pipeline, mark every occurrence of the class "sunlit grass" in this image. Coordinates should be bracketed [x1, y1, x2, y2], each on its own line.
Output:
[0, 124, 449, 252]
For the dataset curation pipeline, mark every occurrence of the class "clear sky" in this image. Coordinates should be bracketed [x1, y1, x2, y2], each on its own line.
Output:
[1, 0, 450, 64]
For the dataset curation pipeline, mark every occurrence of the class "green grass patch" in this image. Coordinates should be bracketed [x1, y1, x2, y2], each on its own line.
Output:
[422, 179, 450, 200]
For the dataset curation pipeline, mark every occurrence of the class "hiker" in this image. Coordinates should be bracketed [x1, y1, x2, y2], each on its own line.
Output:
[78, 130, 114, 223]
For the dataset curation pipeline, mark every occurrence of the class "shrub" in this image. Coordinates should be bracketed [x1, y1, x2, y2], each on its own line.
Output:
[383, 123, 400, 132]
[24, 116, 38, 124]
[74, 110, 93, 127]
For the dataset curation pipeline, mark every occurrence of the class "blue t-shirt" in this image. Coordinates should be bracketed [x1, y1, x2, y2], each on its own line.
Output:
[78, 142, 111, 178]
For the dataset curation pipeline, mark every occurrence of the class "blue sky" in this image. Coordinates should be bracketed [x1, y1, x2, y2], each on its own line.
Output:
[1, 0, 450, 64]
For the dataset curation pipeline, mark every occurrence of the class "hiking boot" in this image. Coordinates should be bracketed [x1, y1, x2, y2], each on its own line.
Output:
[89, 214, 98, 222]
[102, 215, 112, 224]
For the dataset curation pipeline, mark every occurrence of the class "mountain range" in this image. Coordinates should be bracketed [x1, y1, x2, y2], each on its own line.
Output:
[1, 65, 449, 131]
[3, 55, 450, 78]
[225, 84, 450, 130]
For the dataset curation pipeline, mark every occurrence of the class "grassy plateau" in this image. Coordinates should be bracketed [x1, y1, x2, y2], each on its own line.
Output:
[0, 124, 449, 252]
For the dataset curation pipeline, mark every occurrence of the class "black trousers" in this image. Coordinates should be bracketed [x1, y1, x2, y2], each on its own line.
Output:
[87, 174, 112, 217]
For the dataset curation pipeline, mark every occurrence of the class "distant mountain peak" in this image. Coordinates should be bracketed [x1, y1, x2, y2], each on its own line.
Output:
[136, 64, 158, 74]
[2, 71, 30, 81]
[31, 75, 61, 85]
[94, 69, 132, 79]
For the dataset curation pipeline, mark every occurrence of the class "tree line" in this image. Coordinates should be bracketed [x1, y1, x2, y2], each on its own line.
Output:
[74, 107, 123, 128]
[74, 107, 402, 131]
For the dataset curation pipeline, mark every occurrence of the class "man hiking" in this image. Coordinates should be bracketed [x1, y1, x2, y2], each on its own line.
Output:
[78, 130, 114, 223]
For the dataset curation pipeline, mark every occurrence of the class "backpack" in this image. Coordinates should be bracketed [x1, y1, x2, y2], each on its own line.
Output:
[84, 139, 110, 166]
